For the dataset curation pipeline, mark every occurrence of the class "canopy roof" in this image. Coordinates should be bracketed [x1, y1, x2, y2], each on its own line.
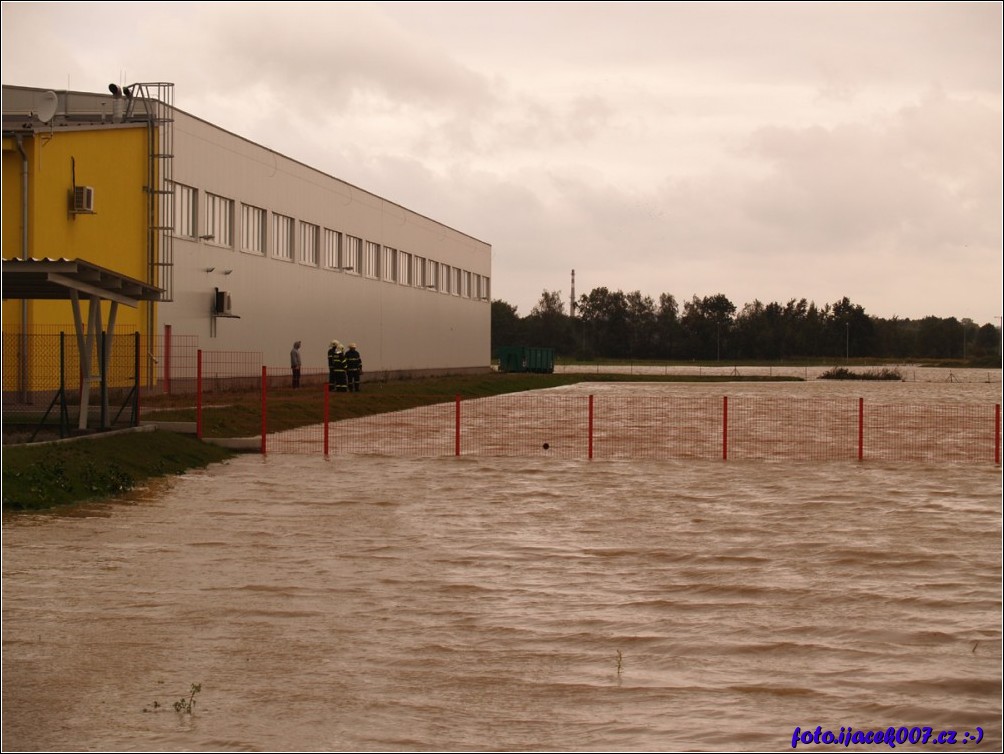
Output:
[2, 257, 162, 307]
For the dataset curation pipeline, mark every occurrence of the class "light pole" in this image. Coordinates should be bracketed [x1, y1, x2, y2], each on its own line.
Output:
[845, 322, 849, 361]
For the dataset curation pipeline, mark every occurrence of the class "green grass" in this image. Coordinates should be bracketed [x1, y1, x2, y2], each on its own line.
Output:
[2, 430, 234, 511]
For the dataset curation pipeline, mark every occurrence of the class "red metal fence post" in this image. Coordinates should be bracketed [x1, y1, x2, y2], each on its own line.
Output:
[196, 349, 203, 440]
[261, 366, 267, 455]
[588, 394, 594, 460]
[324, 383, 330, 458]
[722, 396, 728, 461]
[858, 397, 864, 462]
[455, 394, 461, 456]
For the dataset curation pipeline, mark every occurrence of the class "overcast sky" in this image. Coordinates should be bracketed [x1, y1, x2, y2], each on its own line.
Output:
[3, 1, 1002, 324]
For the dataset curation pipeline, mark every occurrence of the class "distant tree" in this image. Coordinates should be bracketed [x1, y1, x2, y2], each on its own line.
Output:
[871, 315, 914, 360]
[530, 290, 565, 318]
[916, 316, 960, 359]
[577, 287, 630, 358]
[973, 322, 1001, 359]
[490, 299, 522, 355]
[625, 291, 657, 358]
[783, 298, 813, 356]
[802, 301, 826, 357]
[654, 293, 680, 359]
[681, 293, 736, 360]
[497, 284, 995, 362]
[827, 297, 874, 358]
[734, 299, 784, 360]
[961, 318, 979, 359]
[524, 290, 574, 353]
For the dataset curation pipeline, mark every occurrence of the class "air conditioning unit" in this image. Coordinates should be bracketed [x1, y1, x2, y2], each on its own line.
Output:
[73, 185, 95, 213]
[215, 289, 232, 316]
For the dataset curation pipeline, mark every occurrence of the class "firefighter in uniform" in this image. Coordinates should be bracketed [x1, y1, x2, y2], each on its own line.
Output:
[327, 340, 348, 392]
[345, 343, 363, 392]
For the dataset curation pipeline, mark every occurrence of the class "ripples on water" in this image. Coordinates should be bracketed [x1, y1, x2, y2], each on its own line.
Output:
[3, 381, 1002, 751]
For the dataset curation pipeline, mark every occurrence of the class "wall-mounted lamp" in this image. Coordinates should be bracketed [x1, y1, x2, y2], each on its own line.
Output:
[204, 267, 215, 273]
[338, 266, 354, 271]
[198, 234, 215, 241]
[222, 269, 233, 275]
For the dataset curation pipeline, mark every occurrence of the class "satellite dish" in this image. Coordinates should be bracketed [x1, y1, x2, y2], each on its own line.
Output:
[36, 91, 58, 124]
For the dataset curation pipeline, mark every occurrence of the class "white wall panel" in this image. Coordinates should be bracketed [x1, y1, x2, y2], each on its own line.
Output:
[163, 111, 491, 374]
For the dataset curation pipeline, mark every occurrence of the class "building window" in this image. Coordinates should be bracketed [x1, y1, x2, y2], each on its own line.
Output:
[343, 235, 361, 273]
[441, 264, 452, 294]
[463, 270, 472, 298]
[363, 241, 381, 279]
[205, 193, 233, 247]
[173, 183, 197, 238]
[413, 255, 426, 287]
[300, 221, 319, 266]
[273, 213, 294, 261]
[426, 260, 439, 291]
[476, 275, 490, 301]
[383, 246, 398, 283]
[241, 204, 267, 255]
[400, 252, 412, 286]
[323, 228, 341, 269]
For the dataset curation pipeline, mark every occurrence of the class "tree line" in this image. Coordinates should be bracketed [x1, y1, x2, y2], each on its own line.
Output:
[492, 289, 1001, 364]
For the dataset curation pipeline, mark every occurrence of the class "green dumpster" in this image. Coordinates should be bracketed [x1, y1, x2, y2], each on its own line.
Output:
[497, 346, 555, 373]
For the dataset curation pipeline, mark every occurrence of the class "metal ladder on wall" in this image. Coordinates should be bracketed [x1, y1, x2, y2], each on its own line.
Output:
[125, 82, 175, 388]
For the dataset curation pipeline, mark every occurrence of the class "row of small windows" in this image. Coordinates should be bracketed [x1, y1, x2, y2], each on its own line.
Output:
[172, 182, 490, 300]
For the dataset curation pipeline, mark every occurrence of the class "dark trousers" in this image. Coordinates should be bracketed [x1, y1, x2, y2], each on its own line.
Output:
[347, 371, 361, 392]
[292, 366, 301, 388]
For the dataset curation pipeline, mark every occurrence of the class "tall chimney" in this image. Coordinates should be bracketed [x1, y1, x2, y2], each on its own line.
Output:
[570, 269, 576, 317]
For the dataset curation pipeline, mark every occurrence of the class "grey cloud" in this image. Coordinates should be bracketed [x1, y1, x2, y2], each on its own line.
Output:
[742, 92, 1002, 255]
[3, 1, 997, 322]
[198, 3, 493, 112]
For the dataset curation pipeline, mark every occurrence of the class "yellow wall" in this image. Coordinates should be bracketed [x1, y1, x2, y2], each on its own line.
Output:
[2, 126, 154, 391]
[3, 125, 151, 330]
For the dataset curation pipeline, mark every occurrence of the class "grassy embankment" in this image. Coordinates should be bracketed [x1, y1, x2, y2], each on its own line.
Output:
[3, 370, 798, 511]
[2, 430, 234, 511]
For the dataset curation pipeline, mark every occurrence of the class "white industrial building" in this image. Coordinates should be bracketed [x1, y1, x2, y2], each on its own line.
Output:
[3, 83, 492, 382]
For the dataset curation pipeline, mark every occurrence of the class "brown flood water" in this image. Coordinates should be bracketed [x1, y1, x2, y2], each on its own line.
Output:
[3, 378, 1002, 751]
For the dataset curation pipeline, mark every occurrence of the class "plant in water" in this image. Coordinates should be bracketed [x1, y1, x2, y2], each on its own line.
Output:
[819, 366, 903, 381]
[173, 683, 202, 714]
[616, 649, 623, 675]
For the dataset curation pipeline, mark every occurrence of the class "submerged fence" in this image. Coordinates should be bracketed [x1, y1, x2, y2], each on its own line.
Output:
[4, 335, 1000, 464]
[262, 387, 1001, 464]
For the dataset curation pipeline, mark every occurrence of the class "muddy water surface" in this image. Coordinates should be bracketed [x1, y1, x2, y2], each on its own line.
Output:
[3, 378, 1001, 751]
